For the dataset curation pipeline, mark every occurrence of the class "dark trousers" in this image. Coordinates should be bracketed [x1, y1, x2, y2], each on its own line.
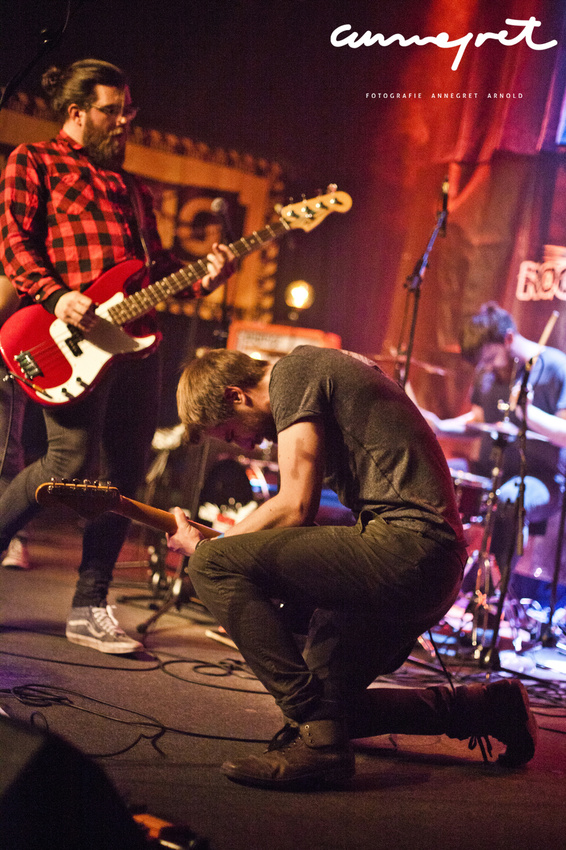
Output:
[0, 352, 161, 606]
[189, 512, 466, 724]
[0, 361, 26, 499]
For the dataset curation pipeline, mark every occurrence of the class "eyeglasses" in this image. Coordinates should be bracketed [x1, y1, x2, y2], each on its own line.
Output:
[91, 104, 139, 121]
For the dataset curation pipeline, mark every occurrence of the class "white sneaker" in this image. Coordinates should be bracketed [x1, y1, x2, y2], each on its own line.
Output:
[1, 535, 31, 570]
[66, 605, 143, 654]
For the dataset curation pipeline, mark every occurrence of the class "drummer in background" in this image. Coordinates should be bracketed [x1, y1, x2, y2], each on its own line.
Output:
[422, 302, 566, 608]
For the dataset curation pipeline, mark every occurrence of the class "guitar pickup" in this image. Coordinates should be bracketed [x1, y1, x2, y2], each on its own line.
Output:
[15, 351, 42, 379]
[65, 326, 84, 357]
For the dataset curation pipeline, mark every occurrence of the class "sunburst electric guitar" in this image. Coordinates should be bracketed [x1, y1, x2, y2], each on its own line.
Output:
[36, 479, 220, 632]
[1, 189, 352, 406]
[35, 479, 217, 539]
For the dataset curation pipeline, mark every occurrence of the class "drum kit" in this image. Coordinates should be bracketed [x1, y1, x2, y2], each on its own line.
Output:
[446, 419, 566, 672]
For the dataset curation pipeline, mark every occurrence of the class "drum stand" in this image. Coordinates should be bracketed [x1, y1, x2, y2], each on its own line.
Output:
[541, 483, 566, 647]
[134, 553, 207, 635]
[482, 416, 530, 670]
[524, 483, 566, 671]
[465, 431, 510, 660]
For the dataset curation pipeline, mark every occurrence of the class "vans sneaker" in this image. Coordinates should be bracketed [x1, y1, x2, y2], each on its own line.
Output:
[1, 535, 31, 570]
[66, 606, 142, 654]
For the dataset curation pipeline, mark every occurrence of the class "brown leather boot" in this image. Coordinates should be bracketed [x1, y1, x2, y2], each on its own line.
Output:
[221, 719, 355, 789]
[347, 678, 537, 768]
[444, 678, 538, 767]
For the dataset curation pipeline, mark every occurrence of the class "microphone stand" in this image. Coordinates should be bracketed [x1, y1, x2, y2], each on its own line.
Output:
[210, 199, 235, 350]
[397, 207, 447, 391]
[0, 0, 81, 114]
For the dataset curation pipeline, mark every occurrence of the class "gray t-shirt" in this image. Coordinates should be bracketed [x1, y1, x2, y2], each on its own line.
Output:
[269, 346, 465, 546]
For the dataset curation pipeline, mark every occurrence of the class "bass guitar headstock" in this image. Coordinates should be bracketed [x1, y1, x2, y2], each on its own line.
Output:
[279, 185, 352, 233]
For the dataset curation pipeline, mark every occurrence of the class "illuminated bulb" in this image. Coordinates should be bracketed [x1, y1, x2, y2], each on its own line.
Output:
[284, 280, 315, 310]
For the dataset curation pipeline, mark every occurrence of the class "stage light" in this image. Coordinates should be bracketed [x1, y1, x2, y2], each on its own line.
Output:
[284, 280, 315, 319]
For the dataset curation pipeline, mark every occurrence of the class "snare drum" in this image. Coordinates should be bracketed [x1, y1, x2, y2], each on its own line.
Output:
[450, 469, 491, 523]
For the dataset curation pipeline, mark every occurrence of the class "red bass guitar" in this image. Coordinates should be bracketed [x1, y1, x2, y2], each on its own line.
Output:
[0, 189, 351, 406]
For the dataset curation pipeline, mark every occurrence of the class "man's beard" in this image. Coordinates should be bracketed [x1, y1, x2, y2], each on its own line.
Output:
[82, 116, 127, 170]
[239, 407, 278, 447]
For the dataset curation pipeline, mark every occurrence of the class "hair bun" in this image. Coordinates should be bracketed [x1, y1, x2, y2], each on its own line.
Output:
[41, 66, 64, 97]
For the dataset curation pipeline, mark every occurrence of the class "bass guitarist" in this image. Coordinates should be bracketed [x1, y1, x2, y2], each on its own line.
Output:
[0, 58, 235, 653]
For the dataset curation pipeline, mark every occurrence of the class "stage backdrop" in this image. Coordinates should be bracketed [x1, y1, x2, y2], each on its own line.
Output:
[370, 0, 566, 418]
[1, 0, 566, 426]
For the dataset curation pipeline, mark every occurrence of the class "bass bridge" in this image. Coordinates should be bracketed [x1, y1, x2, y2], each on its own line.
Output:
[15, 350, 42, 379]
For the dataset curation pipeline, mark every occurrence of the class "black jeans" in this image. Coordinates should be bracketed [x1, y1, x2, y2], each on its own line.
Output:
[0, 361, 26, 500]
[0, 352, 161, 606]
[189, 512, 466, 724]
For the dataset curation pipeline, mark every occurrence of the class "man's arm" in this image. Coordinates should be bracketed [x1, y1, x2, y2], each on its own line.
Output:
[167, 419, 325, 556]
[0, 274, 19, 325]
[420, 403, 485, 435]
[200, 243, 237, 294]
[0, 146, 69, 305]
[51, 245, 235, 333]
[517, 403, 566, 447]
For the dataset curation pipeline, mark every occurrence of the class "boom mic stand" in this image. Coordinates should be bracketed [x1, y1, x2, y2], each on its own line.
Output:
[395, 180, 448, 390]
[0, 1, 86, 114]
[210, 197, 236, 349]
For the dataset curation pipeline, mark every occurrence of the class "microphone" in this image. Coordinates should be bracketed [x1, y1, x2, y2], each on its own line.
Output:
[440, 176, 449, 237]
[211, 197, 235, 243]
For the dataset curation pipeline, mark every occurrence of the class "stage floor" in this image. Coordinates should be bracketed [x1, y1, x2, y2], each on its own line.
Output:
[1, 508, 566, 850]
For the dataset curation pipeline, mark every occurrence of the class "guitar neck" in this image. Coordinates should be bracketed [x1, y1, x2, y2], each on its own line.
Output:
[113, 494, 220, 538]
[108, 220, 289, 326]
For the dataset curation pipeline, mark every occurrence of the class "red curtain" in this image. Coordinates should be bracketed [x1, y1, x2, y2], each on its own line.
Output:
[366, 0, 566, 415]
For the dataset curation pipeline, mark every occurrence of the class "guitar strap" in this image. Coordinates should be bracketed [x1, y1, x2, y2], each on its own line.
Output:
[123, 172, 152, 272]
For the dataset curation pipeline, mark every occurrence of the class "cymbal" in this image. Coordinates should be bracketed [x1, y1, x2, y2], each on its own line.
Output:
[464, 421, 551, 444]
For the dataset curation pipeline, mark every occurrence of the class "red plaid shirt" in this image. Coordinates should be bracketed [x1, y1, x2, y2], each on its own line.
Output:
[0, 130, 182, 307]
